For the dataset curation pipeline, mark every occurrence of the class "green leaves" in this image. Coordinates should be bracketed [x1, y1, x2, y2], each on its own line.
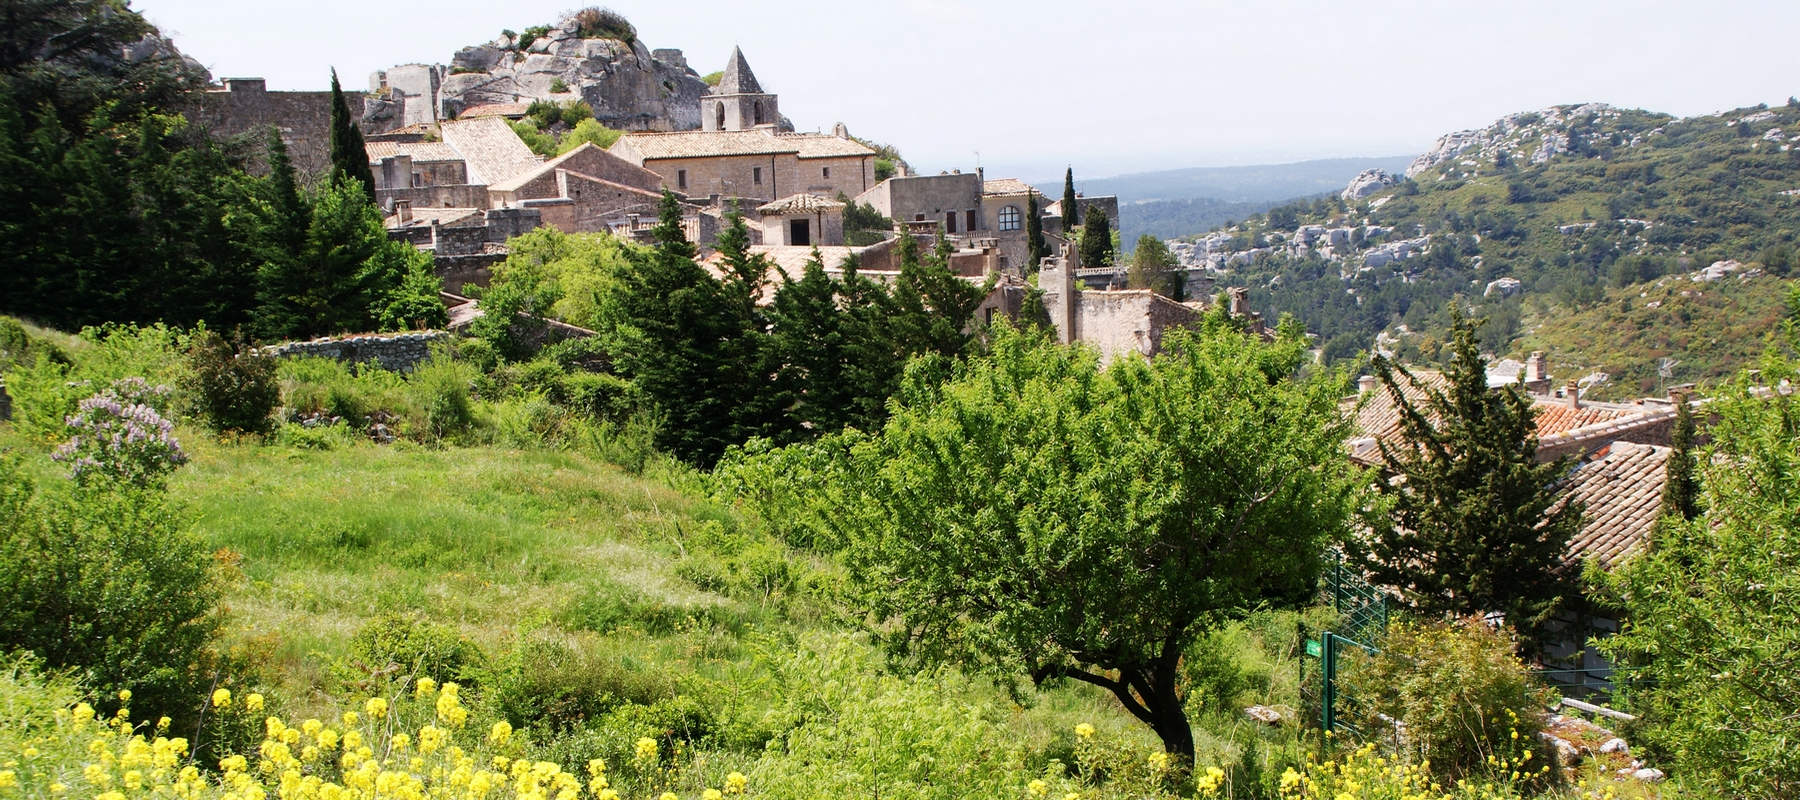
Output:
[820, 323, 1357, 755]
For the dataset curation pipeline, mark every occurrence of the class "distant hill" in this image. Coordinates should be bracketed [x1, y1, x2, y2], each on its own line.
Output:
[1047, 156, 1417, 205]
[1197, 100, 1800, 396]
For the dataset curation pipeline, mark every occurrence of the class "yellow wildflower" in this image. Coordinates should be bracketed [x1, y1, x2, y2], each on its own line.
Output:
[117, 689, 132, 704]
[724, 771, 747, 794]
[1073, 723, 1095, 739]
[634, 738, 658, 761]
[212, 689, 232, 709]
[659, 794, 678, 800]
[1028, 778, 1048, 797]
[704, 790, 723, 800]
[489, 721, 514, 745]
[246, 693, 265, 712]
[342, 711, 358, 727]
[49, 783, 67, 794]
[415, 678, 437, 697]
[365, 698, 388, 718]
[0, 771, 16, 789]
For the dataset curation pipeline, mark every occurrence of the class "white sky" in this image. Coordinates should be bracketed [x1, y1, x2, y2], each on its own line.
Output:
[140, 0, 1800, 181]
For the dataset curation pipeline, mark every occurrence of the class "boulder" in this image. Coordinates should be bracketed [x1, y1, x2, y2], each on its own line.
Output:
[451, 45, 504, 73]
[1632, 768, 1665, 782]
[1243, 705, 1283, 725]
[1598, 737, 1629, 754]
[1342, 168, 1397, 200]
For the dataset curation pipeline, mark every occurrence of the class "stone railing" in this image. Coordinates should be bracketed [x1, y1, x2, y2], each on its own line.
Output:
[264, 331, 450, 373]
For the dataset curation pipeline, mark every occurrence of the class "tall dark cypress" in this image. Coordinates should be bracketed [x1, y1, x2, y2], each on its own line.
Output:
[1061, 167, 1078, 233]
[328, 69, 376, 204]
[1659, 397, 1701, 522]
[1078, 205, 1112, 268]
[1025, 191, 1048, 271]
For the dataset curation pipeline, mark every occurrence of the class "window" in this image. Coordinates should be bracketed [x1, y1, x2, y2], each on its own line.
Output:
[789, 218, 811, 246]
[715, 101, 725, 129]
[967, 209, 978, 231]
[915, 214, 925, 222]
[823, 166, 831, 179]
[411, 172, 423, 188]
[677, 169, 688, 190]
[945, 211, 957, 234]
[754, 101, 764, 126]
[753, 167, 762, 185]
[997, 205, 1022, 231]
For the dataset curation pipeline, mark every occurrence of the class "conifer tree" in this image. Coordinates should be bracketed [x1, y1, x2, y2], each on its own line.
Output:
[1061, 167, 1078, 232]
[1352, 304, 1581, 638]
[1128, 234, 1180, 299]
[1025, 191, 1048, 271]
[328, 69, 376, 204]
[1659, 396, 1700, 522]
[1079, 205, 1113, 268]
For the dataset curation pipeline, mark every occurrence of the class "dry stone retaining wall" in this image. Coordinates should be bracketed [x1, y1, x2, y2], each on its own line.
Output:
[265, 332, 450, 373]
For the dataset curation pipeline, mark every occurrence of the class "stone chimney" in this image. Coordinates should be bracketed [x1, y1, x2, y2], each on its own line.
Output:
[1524, 351, 1551, 394]
[394, 199, 412, 224]
[1566, 381, 1582, 409]
[1227, 287, 1250, 317]
[1358, 375, 1378, 394]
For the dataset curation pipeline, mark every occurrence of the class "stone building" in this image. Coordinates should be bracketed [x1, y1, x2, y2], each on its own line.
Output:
[757, 194, 846, 246]
[701, 48, 779, 132]
[369, 117, 544, 210]
[188, 77, 380, 176]
[487, 143, 667, 233]
[854, 172, 1062, 273]
[609, 129, 876, 203]
[1036, 243, 1202, 361]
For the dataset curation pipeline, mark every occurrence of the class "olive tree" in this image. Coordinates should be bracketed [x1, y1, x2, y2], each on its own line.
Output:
[829, 321, 1359, 758]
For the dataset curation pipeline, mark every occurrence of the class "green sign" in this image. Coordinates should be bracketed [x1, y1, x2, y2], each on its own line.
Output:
[1305, 639, 1322, 658]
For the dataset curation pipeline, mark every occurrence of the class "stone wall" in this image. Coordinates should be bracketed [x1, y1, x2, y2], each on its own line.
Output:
[189, 78, 384, 177]
[265, 332, 450, 373]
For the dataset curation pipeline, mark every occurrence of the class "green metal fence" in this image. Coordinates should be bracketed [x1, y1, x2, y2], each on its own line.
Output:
[1306, 555, 1388, 736]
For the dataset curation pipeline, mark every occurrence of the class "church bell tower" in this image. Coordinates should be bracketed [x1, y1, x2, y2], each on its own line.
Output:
[701, 47, 779, 132]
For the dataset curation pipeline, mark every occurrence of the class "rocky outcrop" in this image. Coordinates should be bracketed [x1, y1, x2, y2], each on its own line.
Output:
[1341, 168, 1397, 200]
[1405, 103, 1636, 178]
[409, 13, 710, 132]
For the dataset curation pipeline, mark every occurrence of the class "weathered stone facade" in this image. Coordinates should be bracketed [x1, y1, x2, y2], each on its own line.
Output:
[1037, 243, 1201, 361]
[189, 78, 381, 177]
[264, 332, 451, 373]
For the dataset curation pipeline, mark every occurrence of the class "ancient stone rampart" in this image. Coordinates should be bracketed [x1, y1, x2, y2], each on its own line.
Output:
[264, 332, 450, 373]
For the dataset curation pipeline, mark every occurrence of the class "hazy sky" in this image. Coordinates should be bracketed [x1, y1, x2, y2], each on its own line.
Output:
[140, 0, 1800, 181]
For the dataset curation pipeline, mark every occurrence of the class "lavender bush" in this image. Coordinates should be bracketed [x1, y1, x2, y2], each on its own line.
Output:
[51, 380, 187, 488]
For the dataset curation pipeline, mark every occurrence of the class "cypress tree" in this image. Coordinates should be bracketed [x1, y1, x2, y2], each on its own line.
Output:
[1659, 397, 1701, 522]
[1078, 205, 1113, 268]
[1352, 304, 1581, 639]
[1025, 191, 1048, 271]
[1061, 167, 1078, 233]
[328, 69, 376, 204]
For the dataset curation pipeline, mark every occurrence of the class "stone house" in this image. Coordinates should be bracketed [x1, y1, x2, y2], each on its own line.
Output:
[188, 77, 381, 176]
[854, 173, 1063, 273]
[757, 194, 846, 247]
[1036, 243, 1202, 361]
[609, 128, 876, 204]
[370, 117, 544, 211]
[486, 143, 668, 233]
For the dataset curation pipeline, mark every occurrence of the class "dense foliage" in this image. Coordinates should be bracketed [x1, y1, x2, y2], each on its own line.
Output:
[802, 322, 1358, 757]
[1597, 352, 1800, 799]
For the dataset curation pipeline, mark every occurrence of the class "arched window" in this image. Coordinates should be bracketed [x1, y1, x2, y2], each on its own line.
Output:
[997, 205, 1023, 231]
[753, 100, 764, 126]
[715, 101, 725, 130]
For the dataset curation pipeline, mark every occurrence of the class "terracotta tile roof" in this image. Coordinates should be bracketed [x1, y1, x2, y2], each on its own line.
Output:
[458, 102, 531, 119]
[365, 141, 462, 162]
[616, 130, 799, 159]
[437, 117, 542, 185]
[780, 133, 876, 159]
[1533, 403, 1640, 438]
[1564, 441, 1669, 568]
[983, 178, 1036, 196]
[757, 193, 845, 215]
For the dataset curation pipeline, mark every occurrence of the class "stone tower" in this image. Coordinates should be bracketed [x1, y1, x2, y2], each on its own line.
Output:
[701, 48, 779, 132]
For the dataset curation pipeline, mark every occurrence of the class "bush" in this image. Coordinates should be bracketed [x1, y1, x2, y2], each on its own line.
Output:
[482, 634, 675, 734]
[3, 323, 189, 441]
[0, 316, 71, 373]
[50, 381, 187, 488]
[1341, 619, 1554, 788]
[407, 353, 478, 441]
[333, 613, 481, 693]
[278, 356, 412, 430]
[0, 454, 226, 735]
[184, 330, 279, 435]
[570, 7, 635, 42]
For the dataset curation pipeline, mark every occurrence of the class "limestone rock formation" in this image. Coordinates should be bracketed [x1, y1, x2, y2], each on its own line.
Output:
[1405, 103, 1624, 178]
[377, 12, 712, 132]
[1341, 168, 1397, 200]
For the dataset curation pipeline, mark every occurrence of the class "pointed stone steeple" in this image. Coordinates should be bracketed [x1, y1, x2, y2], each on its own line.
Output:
[716, 47, 762, 95]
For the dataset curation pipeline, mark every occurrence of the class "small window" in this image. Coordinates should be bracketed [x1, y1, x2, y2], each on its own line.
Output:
[677, 169, 688, 190]
[945, 211, 957, 234]
[967, 209, 978, 231]
[823, 166, 831, 179]
[789, 218, 811, 246]
[997, 205, 1022, 231]
[914, 214, 925, 222]
[411, 172, 423, 187]
[753, 167, 763, 185]
[715, 101, 725, 129]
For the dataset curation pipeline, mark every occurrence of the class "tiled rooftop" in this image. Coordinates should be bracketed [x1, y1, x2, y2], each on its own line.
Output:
[757, 193, 845, 215]
[438, 117, 543, 185]
[457, 103, 531, 119]
[616, 130, 874, 160]
[1564, 441, 1669, 568]
[365, 141, 462, 162]
[982, 178, 1036, 196]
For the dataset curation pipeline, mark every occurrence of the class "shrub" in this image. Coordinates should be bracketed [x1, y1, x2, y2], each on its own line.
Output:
[279, 356, 412, 430]
[407, 353, 478, 441]
[1341, 619, 1554, 788]
[549, 77, 570, 94]
[3, 324, 189, 441]
[0, 455, 225, 735]
[482, 634, 675, 734]
[570, 7, 635, 42]
[558, 118, 622, 153]
[50, 382, 187, 488]
[184, 329, 279, 435]
[0, 316, 71, 373]
[333, 613, 481, 693]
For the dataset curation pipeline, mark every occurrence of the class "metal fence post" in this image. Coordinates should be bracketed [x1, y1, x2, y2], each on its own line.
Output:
[1320, 631, 1337, 734]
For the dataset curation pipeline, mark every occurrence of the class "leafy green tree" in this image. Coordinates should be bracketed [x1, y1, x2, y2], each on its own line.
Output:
[557, 118, 622, 153]
[1597, 364, 1800, 799]
[1079, 205, 1113, 268]
[1025, 191, 1048, 271]
[1352, 304, 1581, 637]
[1659, 397, 1699, 521]
[1128, 234, 1182, 299]
[1061, 167, 1078, 233]
[328, 69, 376, 204]
[827, 322, 1358, 758]
[888, 230, 990, 359]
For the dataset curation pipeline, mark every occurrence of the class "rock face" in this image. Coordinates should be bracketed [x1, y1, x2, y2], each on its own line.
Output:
[1405, 103, 1627, 178]
[378, 13, 712, 132]
[1341, 168, 1397, 200]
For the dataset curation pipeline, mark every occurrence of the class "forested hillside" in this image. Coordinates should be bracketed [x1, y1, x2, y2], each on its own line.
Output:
[1204, 101, 1800, 394]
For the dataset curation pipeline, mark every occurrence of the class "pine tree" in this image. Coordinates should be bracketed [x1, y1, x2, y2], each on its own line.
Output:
[328, 69, 376, 204]
[1061, 167, 1078, 233]
[1352, 304, 1581, 638]
[1659, 397, 1700, 522]
[1025, 191, 1048, 271]
[1079, 205, 1113, 268]
[1128, 234, 1179, 298]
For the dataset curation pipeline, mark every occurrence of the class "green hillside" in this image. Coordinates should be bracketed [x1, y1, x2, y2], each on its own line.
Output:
[1209, 100, 1800, 393]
